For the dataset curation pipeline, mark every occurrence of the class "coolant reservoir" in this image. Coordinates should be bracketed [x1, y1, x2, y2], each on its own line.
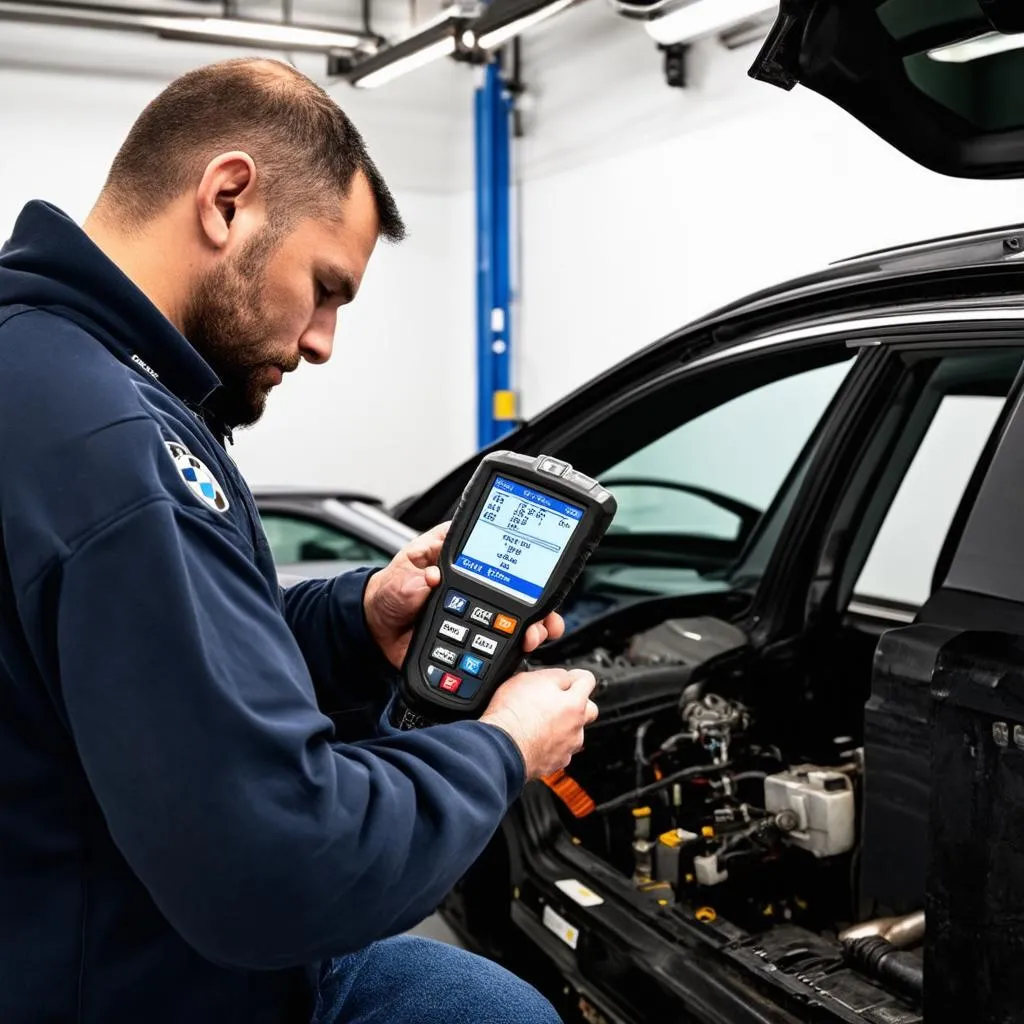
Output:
[764, 768, 855, 858]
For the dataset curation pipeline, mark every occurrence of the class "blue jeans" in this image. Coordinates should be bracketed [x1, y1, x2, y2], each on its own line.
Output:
[311, 935, 563, 1023]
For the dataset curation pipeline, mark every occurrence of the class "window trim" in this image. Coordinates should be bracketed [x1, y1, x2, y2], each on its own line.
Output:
[687, 304, 1024, 373]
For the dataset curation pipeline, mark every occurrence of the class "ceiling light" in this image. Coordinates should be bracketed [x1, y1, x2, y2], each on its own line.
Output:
[643, 0, 776, 45]
[346, 6, 476, 87]
[351, 34, 458, 87]
[0, 1, 375, 53]
[928, 31, 1024, 64]
[150, 17, 369, 52]
[472, 0, 575, 50]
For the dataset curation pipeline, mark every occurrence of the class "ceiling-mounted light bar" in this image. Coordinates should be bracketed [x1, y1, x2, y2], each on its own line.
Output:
[642, 0, 776, 45]
[464, 0, 575, 51]
[153, 17, 371, 52]
[0, 0, 376, 52]
[928, 31, 1024, 64]
[346, 6, 473, 88]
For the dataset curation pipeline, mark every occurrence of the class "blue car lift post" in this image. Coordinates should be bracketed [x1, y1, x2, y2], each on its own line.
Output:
[475, 57, 516, 449]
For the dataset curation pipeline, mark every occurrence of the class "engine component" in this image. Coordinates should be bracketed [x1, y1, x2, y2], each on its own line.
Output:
[843, 936, 924, 1000]
[763, 766, 855, 858]
[694, 852, 729, 886]
[625, 616, 748, 665]
[593, 760, 730, 814]
[727, 925, 923, 1021]
[654, 828, 699, 886]
[839, 910, 925, 949]
[561, 616, 747, 715]
[631, 806, 655, 883]
[679, 693, 750, 764]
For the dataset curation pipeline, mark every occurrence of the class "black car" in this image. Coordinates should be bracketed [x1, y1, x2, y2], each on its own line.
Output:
[390, 7, 1024, 1021]
[252, 487, 416, 583]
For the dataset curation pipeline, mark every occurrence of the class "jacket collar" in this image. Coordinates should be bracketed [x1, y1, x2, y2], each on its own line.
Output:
[0, 200, 222, 409]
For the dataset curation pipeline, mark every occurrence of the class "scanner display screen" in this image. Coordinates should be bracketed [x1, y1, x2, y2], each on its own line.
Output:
[453, 476, 584, 605]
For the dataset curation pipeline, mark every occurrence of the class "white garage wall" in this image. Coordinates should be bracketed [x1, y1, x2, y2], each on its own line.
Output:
[0, 27, 479, 503]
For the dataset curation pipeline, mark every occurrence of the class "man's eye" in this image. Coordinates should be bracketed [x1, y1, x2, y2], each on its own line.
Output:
[316, 281, 333, 303]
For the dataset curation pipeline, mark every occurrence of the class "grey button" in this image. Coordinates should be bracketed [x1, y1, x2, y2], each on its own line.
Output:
[431, 645, 459, 667]
[425, 665, 445, 688]
[538, 457, 568, 477]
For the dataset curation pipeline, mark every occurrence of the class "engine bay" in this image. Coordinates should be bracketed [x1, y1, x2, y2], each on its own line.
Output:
[526, 606, 926, 1022]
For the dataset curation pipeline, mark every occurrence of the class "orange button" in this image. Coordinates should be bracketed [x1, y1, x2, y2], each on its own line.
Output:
[493, 614, 518, 635]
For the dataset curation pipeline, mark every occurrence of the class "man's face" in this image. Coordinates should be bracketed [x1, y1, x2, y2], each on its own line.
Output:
[183, 171, 380, 427]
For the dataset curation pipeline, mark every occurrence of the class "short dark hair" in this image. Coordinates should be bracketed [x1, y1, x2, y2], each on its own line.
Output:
[100, 58, 405, 241]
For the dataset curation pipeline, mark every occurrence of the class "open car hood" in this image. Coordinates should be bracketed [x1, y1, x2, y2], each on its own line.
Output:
[750, 0, 1024, 179]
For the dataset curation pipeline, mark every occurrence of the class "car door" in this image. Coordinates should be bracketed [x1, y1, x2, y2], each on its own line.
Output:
[750, 0, 1024, 178]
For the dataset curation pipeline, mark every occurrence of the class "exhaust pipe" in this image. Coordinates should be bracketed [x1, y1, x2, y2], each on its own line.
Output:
[839, 909, 925, 950]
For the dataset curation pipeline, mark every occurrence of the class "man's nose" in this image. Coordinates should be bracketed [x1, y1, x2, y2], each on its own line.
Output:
[299, 313, 336, 365]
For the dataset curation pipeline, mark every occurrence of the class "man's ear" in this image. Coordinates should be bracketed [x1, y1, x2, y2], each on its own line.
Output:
[195, 152, 258, 249]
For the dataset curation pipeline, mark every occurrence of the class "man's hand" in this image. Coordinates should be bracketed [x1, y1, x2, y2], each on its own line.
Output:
[481, 669, 598, 779]
[363, 522, 566, 669]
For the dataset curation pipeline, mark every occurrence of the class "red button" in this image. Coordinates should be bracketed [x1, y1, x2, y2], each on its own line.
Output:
[440, 673, 462, 693]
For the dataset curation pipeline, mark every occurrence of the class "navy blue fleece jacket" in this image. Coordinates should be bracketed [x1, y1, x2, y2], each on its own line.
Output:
[0, 201, 525, 1024]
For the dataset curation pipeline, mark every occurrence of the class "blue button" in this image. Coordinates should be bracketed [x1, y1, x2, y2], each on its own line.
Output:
[458, 653, 486, 678]
[444, 591, 470, 616]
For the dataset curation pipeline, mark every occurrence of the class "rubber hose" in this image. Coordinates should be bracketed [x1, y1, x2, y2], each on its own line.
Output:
[844, 936, 924, 999]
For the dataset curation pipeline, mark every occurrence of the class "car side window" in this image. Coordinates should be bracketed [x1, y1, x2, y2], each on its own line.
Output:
[602, 361, 854, 546]
[259, 513, 392, 566]
[846, 349, 1024, 616]
[854, 395, 1004, 609]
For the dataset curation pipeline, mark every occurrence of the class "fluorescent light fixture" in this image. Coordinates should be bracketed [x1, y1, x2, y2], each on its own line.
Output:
[643, 0, 775, 45]
[0, 1, 375, 52]
[471, 0, 575, 50]
[347, 8, 469, 88]
[353, 36, 457, 86]
[928, 31, 1024, 64]
[151, 17, 369, 51]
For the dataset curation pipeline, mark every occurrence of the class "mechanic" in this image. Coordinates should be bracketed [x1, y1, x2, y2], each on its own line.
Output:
[0, 58, 598, 1023]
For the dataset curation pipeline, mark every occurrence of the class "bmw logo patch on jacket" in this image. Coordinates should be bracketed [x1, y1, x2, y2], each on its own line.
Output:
[0, 201, 526, 1024]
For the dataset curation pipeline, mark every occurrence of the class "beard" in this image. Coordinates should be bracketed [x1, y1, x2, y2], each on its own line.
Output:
[182, 229, 297, 428]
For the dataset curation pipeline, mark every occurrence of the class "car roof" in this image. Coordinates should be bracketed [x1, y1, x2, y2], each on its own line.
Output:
[700, 221, 1024, 325]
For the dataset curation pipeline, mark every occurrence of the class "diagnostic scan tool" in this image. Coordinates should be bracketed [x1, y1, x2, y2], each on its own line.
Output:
[392, 452, 617, 730]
